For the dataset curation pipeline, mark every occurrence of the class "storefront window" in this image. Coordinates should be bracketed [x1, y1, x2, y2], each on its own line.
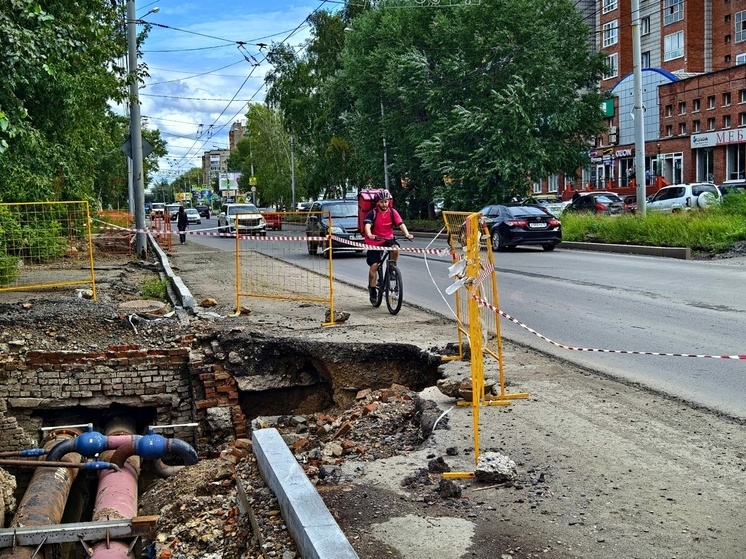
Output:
[696, 148, 714, 182]
[726, 143, 746, 180]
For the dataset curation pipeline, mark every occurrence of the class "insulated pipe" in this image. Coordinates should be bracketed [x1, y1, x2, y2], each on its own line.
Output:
[0, 429, 83, 559]
[110, 433, 198, 469]
[90, 421, 140, 559]
[0, 459, 120, 472]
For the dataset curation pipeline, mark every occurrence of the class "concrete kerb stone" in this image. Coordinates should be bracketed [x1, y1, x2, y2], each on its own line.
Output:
[558, 241, 691, 259]
[252, 428, 360, 559]
[147, 233, 196, 311]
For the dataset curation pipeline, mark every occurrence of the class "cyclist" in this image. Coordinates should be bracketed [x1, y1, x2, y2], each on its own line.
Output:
[363, 190, 413, 303]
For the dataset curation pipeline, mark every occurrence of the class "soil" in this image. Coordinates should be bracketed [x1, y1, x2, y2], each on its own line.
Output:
[1, 238, 745, 559]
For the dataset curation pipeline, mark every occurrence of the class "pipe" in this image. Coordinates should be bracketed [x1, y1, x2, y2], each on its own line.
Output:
[0, 429, 83, 559]
[90, 421, 140, 559]
[110, 433, 198, 469]
[0, 459, 120, 472]
[151, 459, 184, 478]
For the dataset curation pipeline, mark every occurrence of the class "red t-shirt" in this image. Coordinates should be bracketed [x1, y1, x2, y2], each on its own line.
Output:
[364, 208, 402, 246]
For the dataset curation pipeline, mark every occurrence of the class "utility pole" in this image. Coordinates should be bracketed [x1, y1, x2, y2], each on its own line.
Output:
[127, 0, 147, 258]
[381, 100, 390, 190]
[631, 0, 647, 216]
[290, 135, 296, 211]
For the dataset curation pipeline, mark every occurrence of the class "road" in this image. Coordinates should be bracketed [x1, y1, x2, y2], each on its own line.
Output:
[184, 218, 746, 420]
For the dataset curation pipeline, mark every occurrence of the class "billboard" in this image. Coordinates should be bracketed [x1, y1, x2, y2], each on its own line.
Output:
[219, 172, 242, 191]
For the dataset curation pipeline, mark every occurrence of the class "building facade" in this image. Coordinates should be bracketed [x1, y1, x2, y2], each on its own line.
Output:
[545, 0, 746, 198]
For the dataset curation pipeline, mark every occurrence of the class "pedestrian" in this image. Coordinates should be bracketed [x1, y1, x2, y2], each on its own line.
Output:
[571, 190, 581, 203]
[645, 169, 651, 185]
[177, 206, 188, 244]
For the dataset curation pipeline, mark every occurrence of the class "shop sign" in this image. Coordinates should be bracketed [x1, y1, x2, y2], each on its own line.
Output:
[691, 129, 746, 148]
[615, 148, 634, 157]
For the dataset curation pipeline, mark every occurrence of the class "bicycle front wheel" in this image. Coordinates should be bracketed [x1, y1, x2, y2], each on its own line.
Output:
[385, 263, 403, 315]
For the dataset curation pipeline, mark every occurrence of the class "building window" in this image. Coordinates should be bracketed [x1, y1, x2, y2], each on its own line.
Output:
[724, 115, 732, 128]
[603, 20, 619, 47]
[736, 11, 746, 43]
[532, 181, 541, 194]
[737, 53, 746, 65]
[726, 55, 732, 63]
[679, 123, 687, 135]
[708, 95, 716, 109]
[679, 102, 687, 114]
[724, 92, 731, 106]
[548, 174, 559, 193]
[740, 89, 746, 103]
[665, 104, 673, 117]
[693, 120, 701, 132]
[664, 31, 684, 60]
[740, 112, 746, 126]
[664, 0, 684, 25]
[666, 125, 673, 136]
[603, 0, 618, 14]
[726, 35, 732, 44]
[603, 53, 618, 79]
[693, 98, 701, 112]
[708, 117, 716, 130]
[642, 51, 651, 67]
[641, 17, 650, 35]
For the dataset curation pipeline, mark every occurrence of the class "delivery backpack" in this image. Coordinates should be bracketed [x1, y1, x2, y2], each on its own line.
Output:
[357, 188, 393, 234]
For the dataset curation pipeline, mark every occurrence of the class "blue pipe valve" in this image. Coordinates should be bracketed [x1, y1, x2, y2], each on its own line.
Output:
[136, 432, 168, 459]
[74, 428, 108, 457]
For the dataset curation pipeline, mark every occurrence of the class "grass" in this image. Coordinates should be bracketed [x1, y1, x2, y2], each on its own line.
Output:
[560, 194, 746, 254]
[141, 277, 168, 300]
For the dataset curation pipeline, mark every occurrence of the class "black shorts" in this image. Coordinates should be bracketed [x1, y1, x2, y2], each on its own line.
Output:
[366, 239, 400, 266]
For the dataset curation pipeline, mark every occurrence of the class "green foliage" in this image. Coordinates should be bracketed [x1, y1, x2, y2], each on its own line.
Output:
[561, 201, 746, 253]
[141, 277, 168, 300]
[0, 254, 20, 286]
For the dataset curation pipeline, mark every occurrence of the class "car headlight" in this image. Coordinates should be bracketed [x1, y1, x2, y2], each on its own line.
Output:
[330, 226, 344, 234]
[259, 217, 266, 225]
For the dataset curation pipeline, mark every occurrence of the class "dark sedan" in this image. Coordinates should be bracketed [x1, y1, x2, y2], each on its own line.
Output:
[479, 205, 562, 252]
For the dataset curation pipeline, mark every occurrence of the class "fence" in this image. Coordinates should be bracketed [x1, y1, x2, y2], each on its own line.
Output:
[91, 210, 133, 256]
[235, 211, 337, 324]
[0, 201, 97, 299]
[440, 211, 529, 473]
[149, 212, 172, 251]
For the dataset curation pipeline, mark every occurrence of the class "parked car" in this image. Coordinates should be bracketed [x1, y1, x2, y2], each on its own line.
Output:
[165, 203, 182, 221]
[258, 208, 282, 231]
[718, 180, 746, 197]
[185, 208, 201, 224]
[519, 196, 570, 217]
[217, 203, 266, 237]
[479, 204, 562, 252]
[564, 192, 626, 215]
[623, 195, 638, 213]
[305, 199, 364, 255]
[195, 204, 211, 219]
[647, 182, 721, 213]
[150, 202, 165, 218]
[297, 201, 313, 212]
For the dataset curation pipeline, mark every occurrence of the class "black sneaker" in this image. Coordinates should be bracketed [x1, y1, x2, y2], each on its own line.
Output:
[368, 286, 377, 303]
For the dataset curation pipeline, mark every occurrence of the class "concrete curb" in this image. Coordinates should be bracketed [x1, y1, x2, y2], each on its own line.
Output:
[559, 241, 691, 259]
[252, 428, 359, 559]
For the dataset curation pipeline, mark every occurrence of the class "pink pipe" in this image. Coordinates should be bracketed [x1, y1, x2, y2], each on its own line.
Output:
[90, 424, 140, 559]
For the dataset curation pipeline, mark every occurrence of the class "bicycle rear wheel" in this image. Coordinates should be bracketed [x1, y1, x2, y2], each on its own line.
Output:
[385, 263, 403, 315]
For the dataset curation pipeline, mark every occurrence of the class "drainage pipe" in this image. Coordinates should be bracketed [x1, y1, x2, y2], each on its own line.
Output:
[90, 419, 140, 559]
[0, 429, 83, 559]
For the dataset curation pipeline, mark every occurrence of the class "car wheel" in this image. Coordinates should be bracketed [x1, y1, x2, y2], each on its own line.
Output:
[490, 229, 506, 252]
[542, 244, 556, 251]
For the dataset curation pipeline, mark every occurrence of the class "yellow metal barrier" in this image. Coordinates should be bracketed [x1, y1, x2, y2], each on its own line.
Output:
[0, 201, 97, 299]
[441, 211, 529, 475]
[235, 211, 336, 325]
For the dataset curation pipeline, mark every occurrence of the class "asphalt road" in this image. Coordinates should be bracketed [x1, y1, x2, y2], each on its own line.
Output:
[183, 218, 746, 420]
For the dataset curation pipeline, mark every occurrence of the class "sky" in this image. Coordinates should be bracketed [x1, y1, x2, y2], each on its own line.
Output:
[124, 0, 333, 186]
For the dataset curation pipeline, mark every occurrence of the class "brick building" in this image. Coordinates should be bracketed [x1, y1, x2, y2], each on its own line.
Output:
[541, 0, 746, 198]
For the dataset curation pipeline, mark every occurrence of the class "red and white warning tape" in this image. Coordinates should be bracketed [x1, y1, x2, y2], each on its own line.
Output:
[330, 236, 449, 256]
[472, 294, 746, 360]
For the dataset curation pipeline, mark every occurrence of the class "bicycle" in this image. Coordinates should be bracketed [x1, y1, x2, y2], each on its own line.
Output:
[369, 237, 410, 315]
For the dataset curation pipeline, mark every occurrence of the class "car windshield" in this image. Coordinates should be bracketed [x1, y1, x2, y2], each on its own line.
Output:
[324, 203, 357, 218]
[228, 204, 258, 214]
[186, 209, 198, 214]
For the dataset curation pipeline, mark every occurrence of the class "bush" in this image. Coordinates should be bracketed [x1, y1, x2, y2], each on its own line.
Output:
[141, 277, 168, 300]
[0, 253, 19, 286]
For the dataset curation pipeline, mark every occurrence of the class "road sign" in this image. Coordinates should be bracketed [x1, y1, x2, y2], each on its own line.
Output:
[120, 135, 155, 158]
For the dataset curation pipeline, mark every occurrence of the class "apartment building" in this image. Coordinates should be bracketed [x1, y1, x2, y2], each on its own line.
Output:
[201, 149, 230, 188]
[545, 0, 746, 197]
